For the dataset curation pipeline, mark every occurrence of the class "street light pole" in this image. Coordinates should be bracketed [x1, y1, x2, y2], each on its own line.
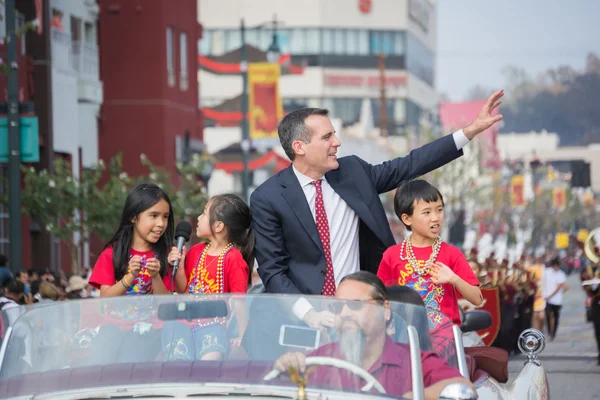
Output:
[240, 19, 250, 202]
[6, 0, 22, 273]
[239, 16, 281, 202]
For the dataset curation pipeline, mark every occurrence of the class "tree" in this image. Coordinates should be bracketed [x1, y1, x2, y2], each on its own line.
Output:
[0, 0, 38, 75]
[19, 155, 130, 272]
[499, 55, 600, 146]
[4, 150, 212, 272]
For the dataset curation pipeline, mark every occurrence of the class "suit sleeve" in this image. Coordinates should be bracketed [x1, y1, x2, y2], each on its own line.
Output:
[250, 189, 302, 295]
[358, 134, 463, 194]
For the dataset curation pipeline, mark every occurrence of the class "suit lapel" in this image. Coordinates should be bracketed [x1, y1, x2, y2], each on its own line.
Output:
[326, 168, 382, 242]
[280, 166, 323, 250]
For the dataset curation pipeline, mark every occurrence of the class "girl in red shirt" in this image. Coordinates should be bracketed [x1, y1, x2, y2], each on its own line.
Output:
[87, 183, 175, 363]
[163, 194, 253, 361]
[89, 183, 175, 297]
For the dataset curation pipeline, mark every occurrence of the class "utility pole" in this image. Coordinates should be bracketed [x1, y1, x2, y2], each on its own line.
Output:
[6, 0, 22, 273]
[240, 19, 250, 202]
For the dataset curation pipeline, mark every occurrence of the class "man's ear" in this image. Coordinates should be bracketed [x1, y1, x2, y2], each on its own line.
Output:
[383, 300, 392, 327]
[291, 140, 306, 158]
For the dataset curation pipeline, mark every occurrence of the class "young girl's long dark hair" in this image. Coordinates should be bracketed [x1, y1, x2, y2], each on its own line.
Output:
[104, 183, 175, 281]
[208, 194, 255, 286]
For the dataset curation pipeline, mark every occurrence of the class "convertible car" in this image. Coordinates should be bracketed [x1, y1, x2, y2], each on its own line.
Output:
[0, 294, 548, 399]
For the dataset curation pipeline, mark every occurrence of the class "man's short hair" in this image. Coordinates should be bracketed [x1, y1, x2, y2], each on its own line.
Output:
[549, 257, 561, 267]
[394, 179, 444, 231]
[278, 108, 329, 161]
[340, 271, 389, 301]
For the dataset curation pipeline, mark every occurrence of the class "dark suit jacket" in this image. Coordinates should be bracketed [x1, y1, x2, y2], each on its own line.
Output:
[250, 134, 463, 295]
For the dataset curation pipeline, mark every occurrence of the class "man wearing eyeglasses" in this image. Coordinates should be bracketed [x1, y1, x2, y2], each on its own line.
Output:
[273, 272, 472, 399]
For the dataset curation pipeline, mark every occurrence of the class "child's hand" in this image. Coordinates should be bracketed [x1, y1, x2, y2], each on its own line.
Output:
[146, 258, 161, 278]
[128, 255, 142, 278]
[430, 262, 457, 285]
[168, 245, 187, 266]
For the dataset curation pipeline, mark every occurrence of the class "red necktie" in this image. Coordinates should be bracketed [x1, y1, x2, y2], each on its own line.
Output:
[312, 180, 336, 296]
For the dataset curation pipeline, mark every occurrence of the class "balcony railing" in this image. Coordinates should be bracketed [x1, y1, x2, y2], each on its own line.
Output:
[51, 28, 100, 82]
[72, 41, 99, 81]
[51, 28, 74, 73]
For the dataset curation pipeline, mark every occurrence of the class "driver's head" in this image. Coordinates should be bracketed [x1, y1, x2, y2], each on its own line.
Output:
[332, 272, 391, 361]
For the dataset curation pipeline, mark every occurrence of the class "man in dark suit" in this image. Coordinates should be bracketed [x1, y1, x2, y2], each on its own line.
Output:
[250, 90, 504, 331]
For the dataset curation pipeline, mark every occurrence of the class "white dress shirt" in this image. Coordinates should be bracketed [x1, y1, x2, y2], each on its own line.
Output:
[291, 129, 470, 319]
[292, 168, 361, 285]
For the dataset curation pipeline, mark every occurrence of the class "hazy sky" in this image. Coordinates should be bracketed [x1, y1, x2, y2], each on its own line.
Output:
[437, 1, 600, 101]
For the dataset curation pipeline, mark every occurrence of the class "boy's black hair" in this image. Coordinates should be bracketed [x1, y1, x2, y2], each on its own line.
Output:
[394, 179, 444, 231]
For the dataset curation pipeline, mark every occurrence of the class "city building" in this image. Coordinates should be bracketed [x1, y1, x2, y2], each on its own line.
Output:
[198, 0, 438, 134]
[0, 0, 102, 272]
[98, 0, 203, 179]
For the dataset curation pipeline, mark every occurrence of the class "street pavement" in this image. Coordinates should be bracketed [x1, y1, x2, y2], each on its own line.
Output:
[508, 273, 600, 398]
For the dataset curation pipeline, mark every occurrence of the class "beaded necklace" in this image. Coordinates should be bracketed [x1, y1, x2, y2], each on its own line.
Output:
[188, 242, 234, 327]
[399, 235, 442, 276]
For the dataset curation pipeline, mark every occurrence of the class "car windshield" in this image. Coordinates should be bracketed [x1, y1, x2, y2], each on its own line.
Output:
[0, 294, 456, 399]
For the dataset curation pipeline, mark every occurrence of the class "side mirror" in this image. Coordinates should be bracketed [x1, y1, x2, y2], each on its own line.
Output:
[460, 310, 492, 333]
[438, 382, 478, 400]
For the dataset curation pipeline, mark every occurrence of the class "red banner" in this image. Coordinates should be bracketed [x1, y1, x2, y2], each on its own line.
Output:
[248, 63, 283, 141]
[458, 288, 501, 346]
[553, 187, 566, 210]
[510, 175, 525, 208]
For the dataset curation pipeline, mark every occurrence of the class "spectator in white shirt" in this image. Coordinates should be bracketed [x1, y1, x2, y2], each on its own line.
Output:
[542, 257, 568, 340]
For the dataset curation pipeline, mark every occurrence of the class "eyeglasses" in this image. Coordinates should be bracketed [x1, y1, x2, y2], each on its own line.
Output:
[327, 298, 384, 314]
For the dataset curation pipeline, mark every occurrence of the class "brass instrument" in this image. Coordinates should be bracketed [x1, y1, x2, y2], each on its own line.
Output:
[479, 270, 492, 287]
[491, 269, 499, 287]
[583, 228, 600, 285]
[584, 228, 600, 265]
[519, 268, 529, 285]
[507, 268, 518, 288]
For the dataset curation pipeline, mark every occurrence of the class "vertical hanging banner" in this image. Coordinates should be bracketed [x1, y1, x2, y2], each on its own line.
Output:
[510, 175, 525, 208]
[555, 232, 569, 249]
[552, 187, 566, 210]
[248, 63, 283, 142]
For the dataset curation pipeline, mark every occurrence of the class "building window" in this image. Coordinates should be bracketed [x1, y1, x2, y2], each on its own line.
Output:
[406, 34, 434, 85]
[166, 26, 175, 87]
[288, 28, 306, 55]
[305, 29, 321, 54]
[322, 29, 334, 54]
[333, 29, 345, 55]
[369, 31, 396, 55]
[180, 32, 188, 91]
[201, 28, 405, 58]
[224, 30, 241, 54]
[199, 30, 211, 55]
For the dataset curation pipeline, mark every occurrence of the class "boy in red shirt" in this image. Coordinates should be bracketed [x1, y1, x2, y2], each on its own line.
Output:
[377, 180, 482, 326]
